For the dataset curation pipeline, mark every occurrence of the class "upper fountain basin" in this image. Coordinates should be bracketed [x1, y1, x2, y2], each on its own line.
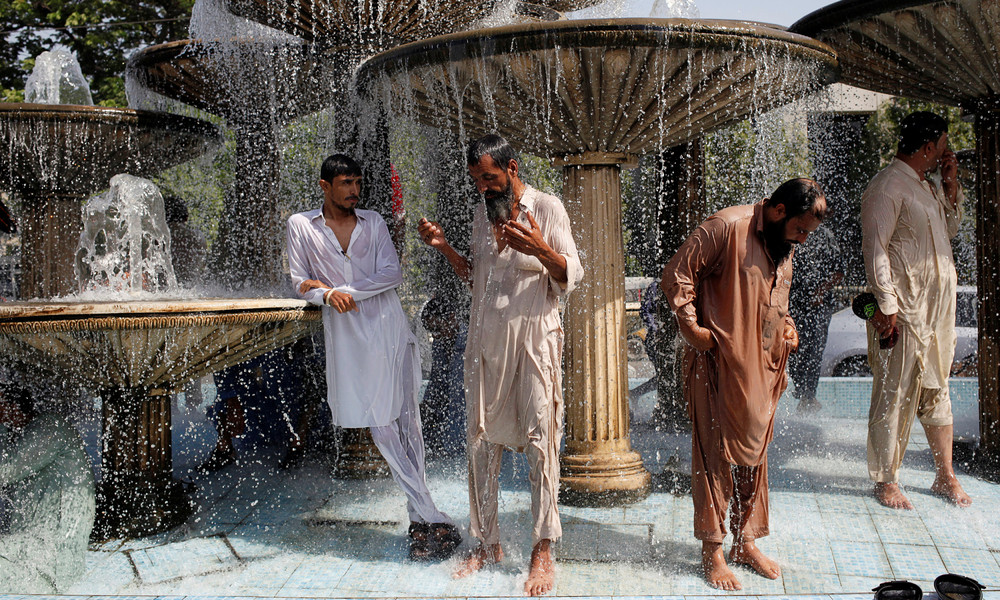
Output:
[357, 18, 839, 159]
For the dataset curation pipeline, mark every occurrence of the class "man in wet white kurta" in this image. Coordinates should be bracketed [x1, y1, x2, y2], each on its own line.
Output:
[861, 111, 971, 509]
[418, 135, 582, 596]
[286, 154, 456, 559]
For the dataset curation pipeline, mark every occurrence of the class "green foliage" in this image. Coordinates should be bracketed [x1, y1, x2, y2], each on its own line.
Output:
[1, 0, 194, 107]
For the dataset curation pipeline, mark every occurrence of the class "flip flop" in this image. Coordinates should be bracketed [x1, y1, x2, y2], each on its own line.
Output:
[430, 522, 462, 559]
[934, 574, 985, 600]
[408, 522, 433, 561]
[873, 580, 923, 600]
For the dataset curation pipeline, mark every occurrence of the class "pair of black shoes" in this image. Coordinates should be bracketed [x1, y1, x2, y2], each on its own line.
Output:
[408, 522, 462, 561]
[873, 574, 985, 600]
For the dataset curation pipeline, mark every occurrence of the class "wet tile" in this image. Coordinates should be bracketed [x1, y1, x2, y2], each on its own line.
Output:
[780, 570, 842, 594]
[822, 511, 880, 543]
[595, 523, 652, 562]
[280, 555, 352, 590]
[921, 517, 988, 549]
[337, 559, 404, 593]
[936, 546, 1000, 586]
[771, 539, 838, 575]
[829, 541, 892, 579]
[883, 542, 946, 580]
[560, 522, 601, 561]
[126, 536, 239, 585]
[872, 513, 934, 546]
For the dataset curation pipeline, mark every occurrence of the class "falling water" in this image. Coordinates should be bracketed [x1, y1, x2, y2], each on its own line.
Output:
[24, 50, 94, 105]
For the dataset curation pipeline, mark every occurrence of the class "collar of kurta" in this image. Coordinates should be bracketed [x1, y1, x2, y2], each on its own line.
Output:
[309, 207, 370, 224]
[752, 199, 767, 238]
[515, 185, 538, 215]
[890, 156, 925, 184]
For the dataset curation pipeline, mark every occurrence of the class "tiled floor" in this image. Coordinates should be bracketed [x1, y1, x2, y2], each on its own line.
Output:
[3, 377, 999, 599]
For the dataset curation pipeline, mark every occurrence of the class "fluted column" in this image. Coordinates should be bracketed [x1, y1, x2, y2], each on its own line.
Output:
[975, 105, 1000, 480]
[557, 152, 651, 505]
[19, 194, 83, 299]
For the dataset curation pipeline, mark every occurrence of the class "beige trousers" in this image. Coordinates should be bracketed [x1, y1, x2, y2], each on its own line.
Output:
[867, 323, 953, 483]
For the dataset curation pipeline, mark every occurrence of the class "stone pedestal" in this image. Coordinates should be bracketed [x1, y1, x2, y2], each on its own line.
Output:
[19, 194, 83, 299]
[557, 152, 650, 505]
[974, 105, 1000, 481]
[93, 387, 191, 539]
[335, 428, 391, 479]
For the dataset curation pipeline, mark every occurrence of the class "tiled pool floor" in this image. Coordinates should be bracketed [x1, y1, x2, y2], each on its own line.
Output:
[7, 378, 1000, 599]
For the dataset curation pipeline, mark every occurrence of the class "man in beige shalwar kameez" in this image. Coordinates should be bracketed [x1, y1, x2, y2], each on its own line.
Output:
[661, 178, 826, 590]
[418, 134, 582, 596]
[861, 111, 971, 510]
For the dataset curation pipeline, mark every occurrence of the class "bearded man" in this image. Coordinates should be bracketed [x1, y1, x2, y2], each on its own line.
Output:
[661, 178, 826, 590]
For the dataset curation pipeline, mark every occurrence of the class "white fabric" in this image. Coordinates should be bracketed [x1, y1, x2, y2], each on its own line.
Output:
[286, 208, 421, 428]
[370, 392, 452, 525]
[464, 186, 583, 448]
[861, 158, 963, 389]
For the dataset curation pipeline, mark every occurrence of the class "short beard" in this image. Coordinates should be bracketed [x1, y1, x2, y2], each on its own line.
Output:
[763, 218, 794, 265]
[484, 184, 513, 225]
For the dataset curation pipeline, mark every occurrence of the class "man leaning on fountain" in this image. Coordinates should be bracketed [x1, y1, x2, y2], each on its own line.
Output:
[286, 153, 461, 561]
[418, 134, 583, 596]
[861, 111, 971, 510]
[661, 178, 826, 590]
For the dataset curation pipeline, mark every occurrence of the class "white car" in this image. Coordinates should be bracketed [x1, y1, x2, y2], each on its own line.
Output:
[819, 285, 979, 377]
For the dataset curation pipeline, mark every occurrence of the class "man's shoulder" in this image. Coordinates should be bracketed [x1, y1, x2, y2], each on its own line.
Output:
[288, 209, 321, 225]
[709, 203, 754, 226]
[524, 186, 567, 217]
[357, 208, 386, 223]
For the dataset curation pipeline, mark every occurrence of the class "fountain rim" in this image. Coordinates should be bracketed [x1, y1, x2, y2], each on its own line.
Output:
[0, 102, 221, 138]
[790, 0, 947, 38]
[356, 17, 838, 88]
[129, 36, 364, 66]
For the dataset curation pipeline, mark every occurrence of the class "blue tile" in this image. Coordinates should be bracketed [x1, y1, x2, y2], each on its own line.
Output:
[830, 541, 893, 579]
[882, 542, 947, 580]
[936, 546, 1000, 587]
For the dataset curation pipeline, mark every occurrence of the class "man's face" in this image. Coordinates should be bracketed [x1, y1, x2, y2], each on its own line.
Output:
[321, 174, 362, 213]
[929, 132, 949, 168]
[469, 154, 514, 223]
[763, 206, 823, 263]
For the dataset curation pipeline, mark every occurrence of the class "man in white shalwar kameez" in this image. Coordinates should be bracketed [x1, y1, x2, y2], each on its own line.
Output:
[286, 154, 460, 560]
[418, 135, 582, 596]
[861, 111, 971, 509]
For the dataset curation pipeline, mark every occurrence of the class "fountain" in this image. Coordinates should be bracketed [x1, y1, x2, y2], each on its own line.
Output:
[358, 18, 838, 503]
[0, 53, 322, 537]
[790, 0, 1000, 479]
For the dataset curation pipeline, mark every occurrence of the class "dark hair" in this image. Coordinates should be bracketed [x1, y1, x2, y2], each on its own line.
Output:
[898, 111, 947, 155]
[766, 178, 827, 220]
[320, 154, 363, 183]
[467, 134, 519, 171]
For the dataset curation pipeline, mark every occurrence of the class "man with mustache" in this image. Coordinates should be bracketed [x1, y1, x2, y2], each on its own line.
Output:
[418, 134, 583, 596]
[861, 111, 971, 510]
[286, 154, 460, 561]
[661, 178, 826, 591]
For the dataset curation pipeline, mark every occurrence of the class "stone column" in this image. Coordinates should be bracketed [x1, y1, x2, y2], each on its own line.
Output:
[556, 152, 651, 505]
[974, 106, 1000, 481]
[19, 194, 83, 299]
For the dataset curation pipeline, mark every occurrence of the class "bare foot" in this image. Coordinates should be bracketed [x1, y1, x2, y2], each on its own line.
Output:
[453, 543, 503, 579]
[524, 539, 555, 596]
[701, 542, 741, 590]
[874, 482, 914, 510]
[729, 540, 780, 579]
[931, 474, 972, 507]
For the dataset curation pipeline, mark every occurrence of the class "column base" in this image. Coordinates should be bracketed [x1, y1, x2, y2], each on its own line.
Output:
[334, 428, 391, 479]
[559, 450, 651, 506]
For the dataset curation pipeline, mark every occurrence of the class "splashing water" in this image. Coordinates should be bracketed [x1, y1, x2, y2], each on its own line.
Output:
[24, 50, 94, 105]
[75, 174, 178, 297]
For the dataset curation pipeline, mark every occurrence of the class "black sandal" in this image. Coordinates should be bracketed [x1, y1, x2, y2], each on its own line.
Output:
[934, 574, 985, 600]
[873, 580, 923, 600]
[430, 522, 462, 559]
[408, 522, 433, 561]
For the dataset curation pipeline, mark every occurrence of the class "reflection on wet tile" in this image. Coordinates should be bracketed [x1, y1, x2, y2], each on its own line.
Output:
[882, 542, 946, 580]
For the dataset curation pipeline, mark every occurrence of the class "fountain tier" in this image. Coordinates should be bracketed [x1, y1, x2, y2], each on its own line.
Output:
[0, 103, 221, 298]
[359, 18, 837, 503]
[791, 0, 1000, 480]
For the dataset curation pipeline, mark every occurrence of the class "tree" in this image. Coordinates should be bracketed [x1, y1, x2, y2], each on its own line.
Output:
[1, 1, 194, 106]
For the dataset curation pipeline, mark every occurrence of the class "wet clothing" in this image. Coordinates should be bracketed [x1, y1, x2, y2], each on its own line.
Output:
[287, 207, 450, 525]
[0, 414, 95, 593]
[662, 201, 795, 542]
[861, 158, 963, 482]
[465, 186, 583, 545]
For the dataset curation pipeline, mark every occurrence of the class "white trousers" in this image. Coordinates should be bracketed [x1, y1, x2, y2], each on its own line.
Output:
[370, 397, 452, 525]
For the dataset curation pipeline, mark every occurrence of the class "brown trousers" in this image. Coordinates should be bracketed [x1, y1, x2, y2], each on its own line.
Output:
[687, 350, 770, 543]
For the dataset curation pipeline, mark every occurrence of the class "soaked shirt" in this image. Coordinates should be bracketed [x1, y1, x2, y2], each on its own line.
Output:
[465, 186, 583, 447]
[861, 158, 963, 389]
[662, 201, 795, 466]
[287, 208, 421, 428]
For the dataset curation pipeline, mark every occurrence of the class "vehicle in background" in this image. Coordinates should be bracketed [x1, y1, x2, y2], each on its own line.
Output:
[819, 285, 978, 377]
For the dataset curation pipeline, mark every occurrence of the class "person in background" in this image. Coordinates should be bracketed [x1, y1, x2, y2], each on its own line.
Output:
[420, 293, 468, 458]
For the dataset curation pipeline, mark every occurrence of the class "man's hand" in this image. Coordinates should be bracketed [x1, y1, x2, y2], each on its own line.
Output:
[325, 289, 357, 313]
[418, 217, 447, 248]
[940, 149, 959, 207]
[783, 321, 799, 352]
[504, 212, 549, 257]
[299, 279, 332, 294]
[871, 308, 897, 339]
[678, 319, 715, 352]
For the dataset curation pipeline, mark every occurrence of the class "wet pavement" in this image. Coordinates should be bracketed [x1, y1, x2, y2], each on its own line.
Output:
[4, 373, 999, 599]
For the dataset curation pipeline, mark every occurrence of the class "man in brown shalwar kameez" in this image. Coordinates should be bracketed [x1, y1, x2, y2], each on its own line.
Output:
[418, 134, 583, 596]
[661, 178, 827, 590]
